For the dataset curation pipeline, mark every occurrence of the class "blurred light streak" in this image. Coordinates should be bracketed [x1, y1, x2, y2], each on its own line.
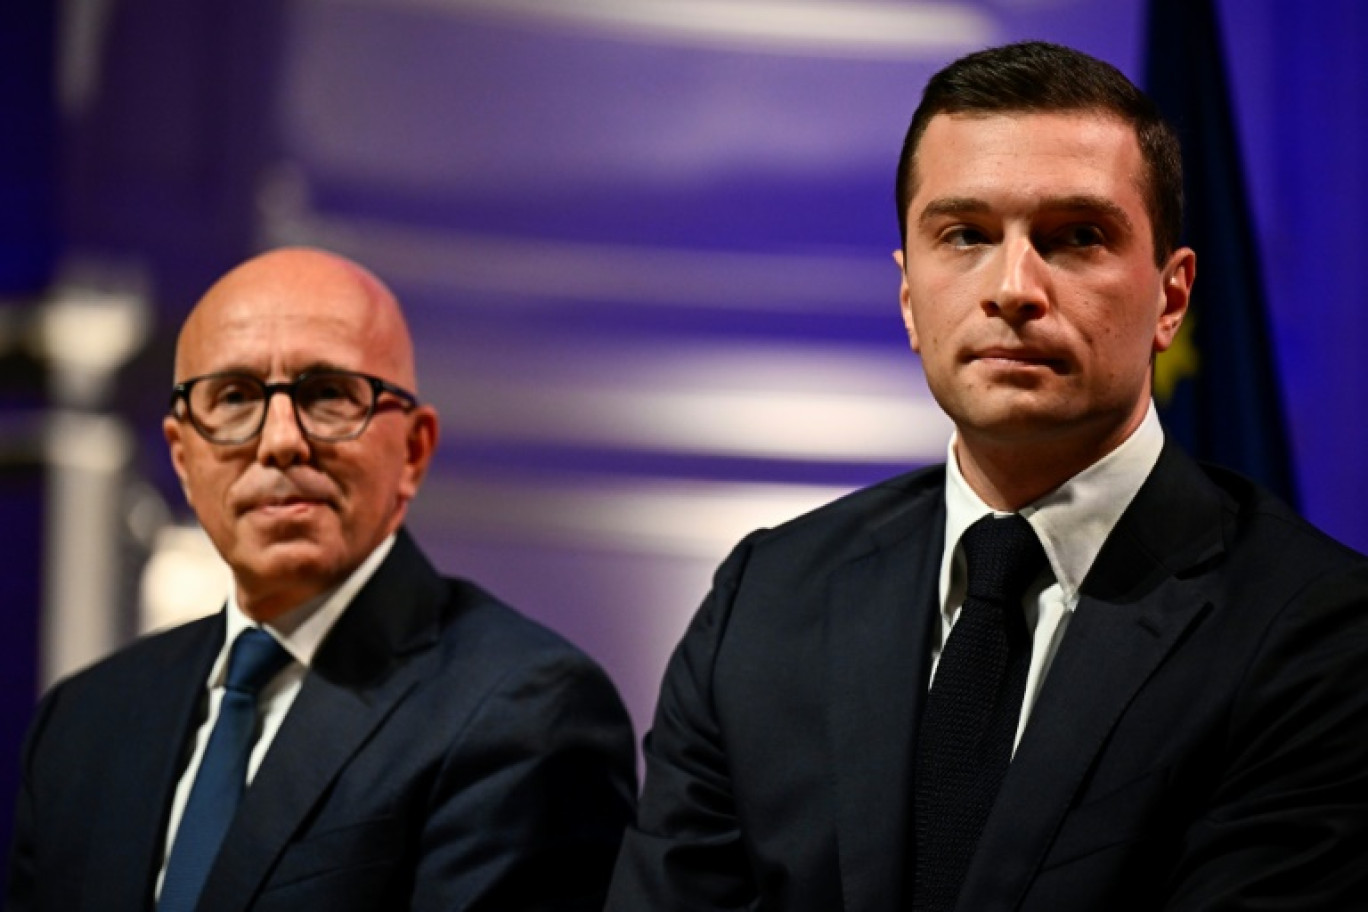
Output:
[443, 381, 950, 463]
[412, 475, 859, 558]
[140, 525, 231, 633]
[413, 336, 947, 464]
[317, 0, 998, 58]
[41, 412, 132, 687]
[265, 209, 893, 313]
[29, 276, 150, 409]
[57, 0, 117, 116]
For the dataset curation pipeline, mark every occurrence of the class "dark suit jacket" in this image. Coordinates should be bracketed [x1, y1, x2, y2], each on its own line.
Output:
[606, 443, 1368, 911]
[6, 529, 636, 912]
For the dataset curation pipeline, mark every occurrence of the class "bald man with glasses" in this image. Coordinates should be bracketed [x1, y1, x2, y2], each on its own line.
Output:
[6, 247, 636, 912]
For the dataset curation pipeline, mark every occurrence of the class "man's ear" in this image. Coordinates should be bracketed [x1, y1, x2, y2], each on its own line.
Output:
[163, 414, 193, 506]
[893, 249, 921, 353]
[398, 405, 440, 502]
[1154, 247, 1196, 352]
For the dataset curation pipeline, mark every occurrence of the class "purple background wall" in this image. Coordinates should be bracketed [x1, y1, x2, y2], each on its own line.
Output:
[3, 0, 1366, 867]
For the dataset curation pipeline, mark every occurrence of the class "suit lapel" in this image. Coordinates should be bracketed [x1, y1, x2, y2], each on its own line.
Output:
[97, 616, 224, 912]
[197, 530, 446, 912]
[828, 478, 944, 912]
[954, 443, 1229, 912]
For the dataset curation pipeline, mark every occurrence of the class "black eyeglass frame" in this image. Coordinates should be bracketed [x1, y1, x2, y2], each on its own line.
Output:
[169, 369, 420, 445]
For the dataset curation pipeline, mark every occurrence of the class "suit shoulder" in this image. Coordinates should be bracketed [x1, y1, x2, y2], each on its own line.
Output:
[1191, 465, 1368, 631]
[739, 464, 945, 563]
[1205, 463, 1368, 571]
[434, 576, 618, 677]
[365, 531, 618, 684]
[43, 614, 219, 700]
[19, 615, 219, 775]
[417, 576, 635, 763]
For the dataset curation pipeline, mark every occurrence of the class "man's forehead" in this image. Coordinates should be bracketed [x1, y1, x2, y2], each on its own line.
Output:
[177, 312, 355, 380]
[921, 110, 1139, 164]
[178, 286, 398, 378]
[910, 111, 1147, 211]
[201, 293, 363, 332]
[924, 108, 1139, 143]
[184, 285, 365, 346]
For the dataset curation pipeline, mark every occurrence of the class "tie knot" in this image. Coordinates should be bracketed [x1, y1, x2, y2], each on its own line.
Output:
[961, 513, 1047, 605]
[224, 628, 291, 696]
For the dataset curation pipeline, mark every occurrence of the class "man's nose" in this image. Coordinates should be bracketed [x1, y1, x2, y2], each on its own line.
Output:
[256, 389, 310, 466]
[986, 235, 1050, 322]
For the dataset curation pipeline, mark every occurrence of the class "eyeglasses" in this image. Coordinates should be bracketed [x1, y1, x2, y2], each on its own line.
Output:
[170, 370, 419, 445]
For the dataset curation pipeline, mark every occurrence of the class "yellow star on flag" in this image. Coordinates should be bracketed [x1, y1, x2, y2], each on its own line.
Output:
[1154, 312, 1199, 406]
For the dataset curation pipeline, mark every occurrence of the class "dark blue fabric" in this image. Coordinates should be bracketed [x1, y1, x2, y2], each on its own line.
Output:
[1145, 0, 1297, 505]
[6, 531, 636, 911]
[157, 629, 290, 912]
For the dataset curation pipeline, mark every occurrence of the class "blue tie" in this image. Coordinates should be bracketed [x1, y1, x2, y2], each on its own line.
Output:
[158, 628, 292, 912]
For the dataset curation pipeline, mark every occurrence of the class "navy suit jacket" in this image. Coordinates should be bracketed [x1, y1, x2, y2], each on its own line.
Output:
[606, 442, 1368, 911]
[6, 529, 636, 911]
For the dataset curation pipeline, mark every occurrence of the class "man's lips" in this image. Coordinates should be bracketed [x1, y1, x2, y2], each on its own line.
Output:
[248, 496, 326, 511]
[236, 483, 337, 517]
[241, 497, 332, 523]
[968, 347, 1067, 370]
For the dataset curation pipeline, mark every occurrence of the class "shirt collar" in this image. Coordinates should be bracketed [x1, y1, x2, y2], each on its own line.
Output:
[215, 533, 398, 684]
[940, 402, 1164, 611]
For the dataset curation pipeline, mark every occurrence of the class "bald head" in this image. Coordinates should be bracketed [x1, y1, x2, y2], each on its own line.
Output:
[165, 246, 439, 621]
[176, 247, 418, 390]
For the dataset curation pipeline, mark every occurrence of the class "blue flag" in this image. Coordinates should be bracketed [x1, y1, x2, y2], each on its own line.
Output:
[1144, 0, 1297, 505]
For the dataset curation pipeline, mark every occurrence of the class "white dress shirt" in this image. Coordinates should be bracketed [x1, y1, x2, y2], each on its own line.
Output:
[155, 534, 397, 898]
[935, 403, 1165, 751]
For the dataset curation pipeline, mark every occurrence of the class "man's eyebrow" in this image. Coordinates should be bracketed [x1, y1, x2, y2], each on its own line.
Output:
[296, 360, 351, 375]
[916, 194, 1135, 233]
[1039, 194, 1134, 232]
[918, 196, 991, 225]
[183, 361, 352, 381]
[188, 364, 260, 378]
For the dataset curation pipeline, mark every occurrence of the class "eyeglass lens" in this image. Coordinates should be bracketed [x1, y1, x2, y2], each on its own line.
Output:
[188, 373, 375, 442]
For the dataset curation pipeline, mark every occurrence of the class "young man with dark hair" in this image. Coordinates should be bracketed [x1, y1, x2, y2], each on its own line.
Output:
[606, 41, 1368, 912]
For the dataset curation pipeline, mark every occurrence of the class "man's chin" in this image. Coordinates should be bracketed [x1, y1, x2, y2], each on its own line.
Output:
[233, 539, 346, 593]
[955, 403, 1138, 456]
[953, 401, 1068, 439]
[232, 555, 353, 621]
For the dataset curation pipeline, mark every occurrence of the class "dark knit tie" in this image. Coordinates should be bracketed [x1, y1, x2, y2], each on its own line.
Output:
[159, 628, 291, 912]
[912, 513, 1046, 912]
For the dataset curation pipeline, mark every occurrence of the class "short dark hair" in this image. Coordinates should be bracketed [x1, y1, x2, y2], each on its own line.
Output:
[895, 41, 1183, 266]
